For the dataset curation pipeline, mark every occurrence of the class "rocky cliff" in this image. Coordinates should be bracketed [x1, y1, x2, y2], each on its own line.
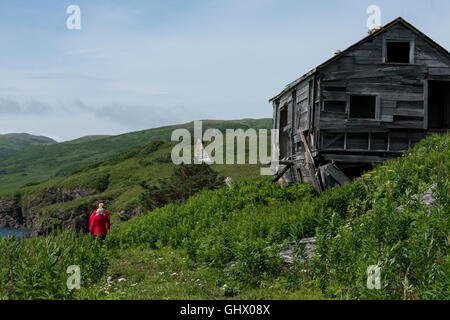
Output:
[0, 197, 23, 229]
[0, 186, 108, 236]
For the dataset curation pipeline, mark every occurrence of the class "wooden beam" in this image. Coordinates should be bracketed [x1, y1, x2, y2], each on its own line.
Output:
[323, 153, 394, 163]
[300, 131, 322, 193]
[300, 131, 314, 165]
[272, 163, 292, 183]
[325, 164, 352, 185]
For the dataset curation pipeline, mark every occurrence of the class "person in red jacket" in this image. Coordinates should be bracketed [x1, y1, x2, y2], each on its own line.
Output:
[89, 203, 110, 240]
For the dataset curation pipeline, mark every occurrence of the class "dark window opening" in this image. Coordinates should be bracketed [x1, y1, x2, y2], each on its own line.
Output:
[349, 96, 376, 119]
[386, 41, 411, 63]
[280, 107, 288, 129]
[324, 100, 346, 113]
[279, 107, 289, 159]
[428, 81, 450, 129]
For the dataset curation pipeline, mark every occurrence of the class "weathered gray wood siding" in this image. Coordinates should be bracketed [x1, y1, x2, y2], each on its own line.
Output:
[274, 75, 317, 157]
[318, 22, 450, 154]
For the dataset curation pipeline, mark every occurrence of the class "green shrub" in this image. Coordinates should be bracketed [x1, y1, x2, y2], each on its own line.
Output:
[312, 133, 449, 300]
[139, 163, 224, 211]
[87, 172, 110, 192]
[108, 134, 449, 298]
[0, 230, 108, 299]
[108, 180, 316, 268]
[6, 134, 447, 299]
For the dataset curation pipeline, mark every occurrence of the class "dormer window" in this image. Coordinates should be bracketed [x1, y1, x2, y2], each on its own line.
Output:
[385, 40, 413, 64]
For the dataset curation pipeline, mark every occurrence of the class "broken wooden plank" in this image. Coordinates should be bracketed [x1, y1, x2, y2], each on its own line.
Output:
[272, 163, 292, 183]
[325, 164, 352, 185]
[300, 131, 322, 193]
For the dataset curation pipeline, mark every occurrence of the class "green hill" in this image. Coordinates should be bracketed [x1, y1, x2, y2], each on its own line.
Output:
[0, 133, 56, 157]
[0, 119, 272, 235]
[1, 133, 447, 300]
[105, 133, 449, 300]
[0, 119, 271, 193]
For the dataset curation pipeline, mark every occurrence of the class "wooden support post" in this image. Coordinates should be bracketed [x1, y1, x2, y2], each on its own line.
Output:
[300, 131, 322, 193]
[300, 131, 314, 165]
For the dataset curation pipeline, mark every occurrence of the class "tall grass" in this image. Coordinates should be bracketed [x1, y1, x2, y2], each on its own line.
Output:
[312, 133, 449, 299]
[0, 231, 108, 299]
[109, 133, 449, 299]
[108, 182, 317, 264]
[1, 134, 447, 300]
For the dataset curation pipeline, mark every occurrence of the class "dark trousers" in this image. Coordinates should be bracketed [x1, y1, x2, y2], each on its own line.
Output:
[92, 234, 106, 241]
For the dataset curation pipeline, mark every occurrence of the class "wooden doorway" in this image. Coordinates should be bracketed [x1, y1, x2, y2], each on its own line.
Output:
[428, 81, 450, 130]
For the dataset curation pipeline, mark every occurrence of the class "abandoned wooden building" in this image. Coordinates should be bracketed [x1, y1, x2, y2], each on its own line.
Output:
[270, 17, 450, 192]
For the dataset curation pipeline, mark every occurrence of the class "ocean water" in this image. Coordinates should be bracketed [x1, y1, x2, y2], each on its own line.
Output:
[0, 227, 31, 239]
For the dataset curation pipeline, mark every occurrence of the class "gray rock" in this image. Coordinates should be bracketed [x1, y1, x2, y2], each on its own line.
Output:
[298, 237, 317, 261]
[279, 246, 294, 266]
[277, 238, 317, 267]
[223, 237, 317, 271]
[397, 184, 436, 215]
[224, 261, 239, 271]
[225, 177, 233, 188]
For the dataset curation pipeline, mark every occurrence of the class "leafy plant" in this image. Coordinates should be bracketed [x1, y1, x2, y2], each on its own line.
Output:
[0, 230, 108, 299]
[139, 163, 224, 211]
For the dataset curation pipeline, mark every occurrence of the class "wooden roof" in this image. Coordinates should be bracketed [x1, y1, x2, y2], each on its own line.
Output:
[269, 17, 450, 103]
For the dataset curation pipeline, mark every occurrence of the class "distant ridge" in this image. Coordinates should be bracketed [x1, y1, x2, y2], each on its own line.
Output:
[0, 119, 272, 192]
[66, 135, 112, 144]
[0, 133, 56, 157]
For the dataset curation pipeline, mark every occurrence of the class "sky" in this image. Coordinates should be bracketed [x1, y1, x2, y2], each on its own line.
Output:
[0, 0, 449, 141]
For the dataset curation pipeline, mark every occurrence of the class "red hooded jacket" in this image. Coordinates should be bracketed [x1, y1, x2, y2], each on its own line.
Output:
[89, 210, 110, 236]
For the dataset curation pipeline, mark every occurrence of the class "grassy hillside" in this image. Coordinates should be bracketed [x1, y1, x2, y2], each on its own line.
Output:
[0, 130, 271, 234]
[0, 133, 56, 157]
[0, 119, 271, 192]
[1, 133, 446, 300]
[104, 133, 448, 300]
